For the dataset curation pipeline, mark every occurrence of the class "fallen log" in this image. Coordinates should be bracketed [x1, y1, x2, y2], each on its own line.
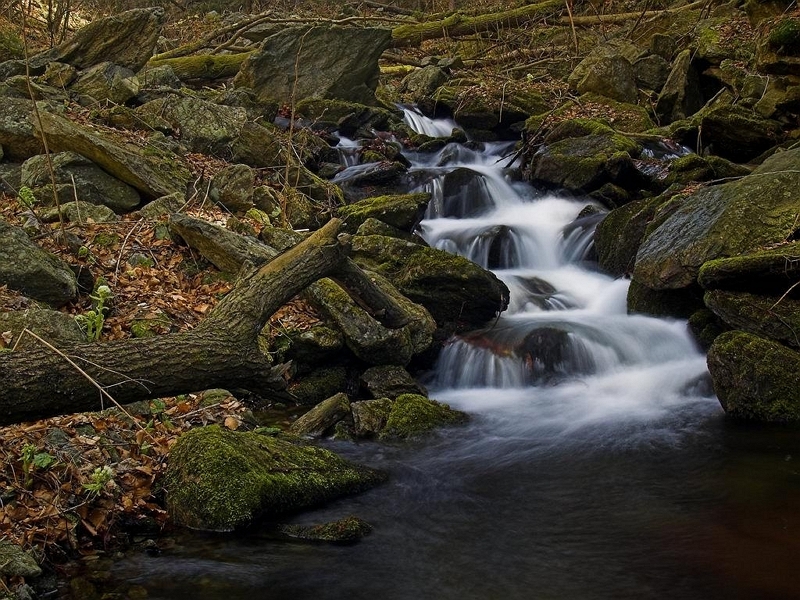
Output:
[145, 52, 253, 81]
[0, 219, 349, 426]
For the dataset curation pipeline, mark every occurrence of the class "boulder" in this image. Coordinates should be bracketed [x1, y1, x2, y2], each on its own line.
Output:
[594, 196, 664, 277]
[136, 96, 249, 157]
[698, 241, 800, 292]
[707, 331, 800, 421]
[70, 62, 139, 104]
[337, 192, 430, 233]
[0, 97, 44, 161]
[699, 104, 781, 162]
[288, 366, 349, 406]
[0, 221, 77, 307]
[35, 111, 191, 200]
[234, 26, 391, 105]
[289, 393, 351, 438]
[0, 540, 41, 578]
[400, 65, 448, 101]
[633, 54, 670, 92]
[164, 425, 385, 531]
[756, 16, 800, 75]
[212, 164, 255, 214]
[574, 93, 655, 133]
[360, 365, 426, 399]
[633, 147, 800, 290]
[30, 8, 164, 72]
[627, 280, 704, 318]
[656, 49, 704, 123]
[0, 308, 86, 350]
[21, 152, 141, 213]
[380, 393, 468, 439]
[40, 201, 119, 224]
[294, 98, 400, 137]
[350, 233, 509, 331]
[351, 398, 393, 437]
[704, 289, 800, 348]
[571, 54, 637, 103]
[137, 192, 186, 219]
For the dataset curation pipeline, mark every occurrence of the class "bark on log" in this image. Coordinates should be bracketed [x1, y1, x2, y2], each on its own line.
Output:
[389, 0, 562, 47]
[0, 220, 349, 426]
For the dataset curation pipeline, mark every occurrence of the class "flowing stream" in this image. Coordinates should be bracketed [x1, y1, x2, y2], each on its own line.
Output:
[106, 111, 800, 600]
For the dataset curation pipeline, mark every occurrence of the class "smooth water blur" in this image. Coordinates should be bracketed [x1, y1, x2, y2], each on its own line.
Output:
[106, 110, 800, 600]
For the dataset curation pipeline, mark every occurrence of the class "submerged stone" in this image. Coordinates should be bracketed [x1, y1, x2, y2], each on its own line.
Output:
[277, 516, 373, 543]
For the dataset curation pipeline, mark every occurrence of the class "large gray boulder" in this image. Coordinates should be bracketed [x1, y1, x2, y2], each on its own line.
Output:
[633, 148, 800, 290]
[70, 62, 140, 105]
[165, 425, 385, 531]
[234, 25, 392, 105]
[31, 8, 164, 72]
[21, 152, 141, 213]
[656, 49, 704, 123]
[698, 104, 781, 162]
[35, 111, 191, 200]
[570, 54, 638, 103]
[0, 97, 44, 161]
[0, 221, 77, 307]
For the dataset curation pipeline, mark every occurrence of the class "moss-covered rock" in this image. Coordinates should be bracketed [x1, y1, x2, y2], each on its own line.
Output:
[0, 25, 23, 63]
[704, 289, 800, 348]
[287, 366, 350, 406]
[656, 49, 703, 124]
[707, 331, 800, 421]
[165, 425, 385, 531]
[360, 365, 426, 399]
[289, 393, 351, 438]
[0, 308, 87, 349]
[571, 54, 637, 103]
[0, 540, 41, 578]
[574, 93, 655, 133]
[688, 308, 728, 349]
[350, 233, 509, 331]
[295, 98, 400, 136]
[627, 280, 704, 318]
[594, 196, 665, 277]
[0, 97, 44, 161]
[698, 241, 800, 292]
[699, 104, 782, 162]
[350, 398, 393, 438]
[338, 193, 430, 233]
[381, 393, 467, 440]
[277, 516, 373, 543]
[634, 147, 800, 290]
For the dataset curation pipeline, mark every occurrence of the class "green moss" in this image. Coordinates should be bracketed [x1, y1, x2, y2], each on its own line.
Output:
[278, 516, 373, 542]
[337, 192, 430, 233]
[688, 308, 727, 349]
[698, 241, 800, 291]
[769, 18, 800, 53]
[380, 394, 468, 439]
[164, 425, 385, 531]
[707, 331, 800, 421]
[93, 232, 119, 248]
[288, 366, 349, 406]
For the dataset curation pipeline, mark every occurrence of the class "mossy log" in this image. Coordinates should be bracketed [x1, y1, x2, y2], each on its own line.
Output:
[146, 52, 253, 81]
[0, 220, 349, 425]
[389, 0, 562, 47]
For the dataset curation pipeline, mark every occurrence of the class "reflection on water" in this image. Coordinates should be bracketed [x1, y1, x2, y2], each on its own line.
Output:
[106, 110, 800, 600]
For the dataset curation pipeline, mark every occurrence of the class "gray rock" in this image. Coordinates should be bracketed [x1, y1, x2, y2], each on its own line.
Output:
[360, 365, 426, 399]
[40, 201, 119, 224]
[21, 152, 141, 213]
[31, 8, 165, 72]
[633, 148, 800, 290]
[70, 62, 140, 104]
[633, 54, 670, 92]
[572, 55, 637, 103]
[0, 540, 41, 578]
[400, 65, 448, 102]
[0, 221, 77, 307]
[0, 308, 86, 349]
[137, 192, 186, 218]
[212, 164, 255, 214]
[0, 97, 44, 161]
[656, 49, 704, 123]
[289, 393, 351, 438]
[351, 398, 393, 437]
[234, 25, 392, 105]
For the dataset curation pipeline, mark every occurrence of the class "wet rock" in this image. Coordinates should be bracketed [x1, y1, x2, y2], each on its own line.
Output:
[627, 280, 704, 318]
[235, 26, 391, 105]
[380, 393, 468, 440]
[434, 168, 496, 218]
[351, 233, 509, 331]
[595, 196, 664, 277]
[688, 308, 728, 349]
[288, 366, 349, 406]
[338, 192, 430, 233]
[633, 148, 800, 290]
[360, 365, 426, 399]
[0, 221, 77, 307]
[277, 516, 372, 543]
[698, 241, 800, 293]
[704, 289, 800, 349]
[34, 111, 191, 200]
[21, 152, 141, 213]
[30, 8, 164, 72]
[295, 99, 399, 137]
[289, 393, 351, 438]
[165, 425, 385, 531]
[351, 398, 393, 437]
[698, 104, 781, 162]
[708, 331, 800, 421]
[633, 54, 670, 92]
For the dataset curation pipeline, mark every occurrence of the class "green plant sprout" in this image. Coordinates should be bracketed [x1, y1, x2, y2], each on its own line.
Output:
[75, 284, 113, 341]
[17, 186, 37, 209]
[20, 443, 56, 488]
[82, 465, 114, 496]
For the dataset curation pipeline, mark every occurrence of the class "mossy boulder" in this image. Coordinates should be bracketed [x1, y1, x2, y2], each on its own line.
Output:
[0, 97, 44, 161]
[698, 241, 800, 293]
[360, 365, 426, 399]
[400, 65, 448, 102]
[70, 62, 139, 104]
[707, 331, 800, 421]
[570, 54, 637, 103]
[688, 308, 728, 349]
[294, 99, 400, 136]
[664, 153, 751, 186]
[699, 104, 781, 162]
[0, 308, 86, 350]
[380, 393, 468, 440]
[633, 147, 800, 290]
[528, 118, 642, 194]
[288, 366, 349, 406]
[0, 540, 41, 578]
[594, 196, 665, 277]
[432, 85, 548, 134]
[351, 398, 393, 438]
[757, 17, 800, 74]
[39, 201, 119, 224]
[350, 234, 509, 331]
[575, 93, 655, 133]
[164, 425, 385, 531]
[265, 323, 344, 370]
[633, 54, 670, 92]
[627, 280, 704, 318]
[704, 289, 800, 349]
[211, 164, 255, 214]
[338, 193, 430, 233]
[656, 49, 704, 123]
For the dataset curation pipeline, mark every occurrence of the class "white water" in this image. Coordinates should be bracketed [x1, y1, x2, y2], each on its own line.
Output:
[401, 109, 718, 438]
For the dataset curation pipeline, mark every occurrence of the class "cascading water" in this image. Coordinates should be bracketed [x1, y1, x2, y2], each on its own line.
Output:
[107, 109, 800, 600]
